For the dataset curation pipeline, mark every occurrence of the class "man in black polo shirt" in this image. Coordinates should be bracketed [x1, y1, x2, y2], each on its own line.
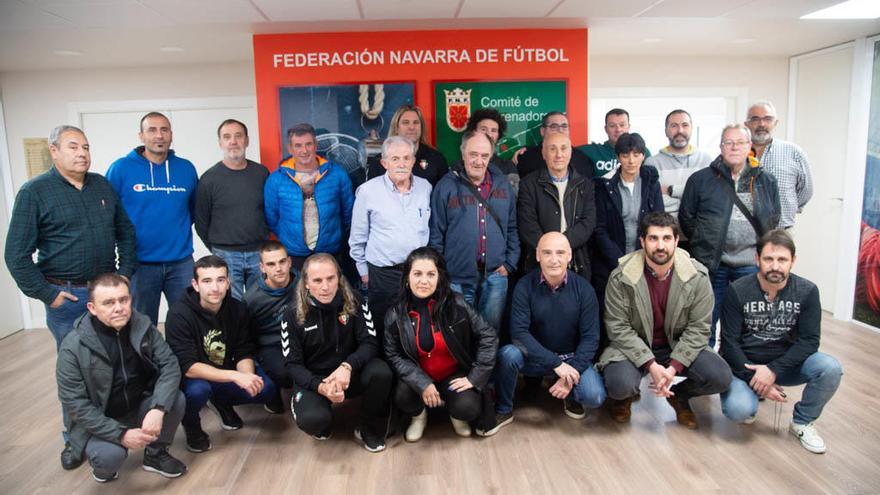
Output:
[5, 124, 136, 469]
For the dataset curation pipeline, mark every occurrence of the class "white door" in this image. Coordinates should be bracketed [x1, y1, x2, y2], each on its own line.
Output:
[788, 45, 854, 310]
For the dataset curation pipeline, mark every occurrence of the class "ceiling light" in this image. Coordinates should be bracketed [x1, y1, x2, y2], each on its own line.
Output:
[801, 0, 880, 19]
[642, 38, 663, 43]
[53, 50, 82, 56]
[160, 46, 184, 53]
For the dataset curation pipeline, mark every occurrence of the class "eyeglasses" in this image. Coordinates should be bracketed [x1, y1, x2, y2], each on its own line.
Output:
[721, 140, 750, 148]
[544, 123, 570, 131]
[747, 115, 776, 124]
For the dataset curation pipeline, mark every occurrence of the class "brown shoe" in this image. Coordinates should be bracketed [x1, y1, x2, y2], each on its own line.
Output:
[610, 398, 633, 423]
[667, 395, 697, 429]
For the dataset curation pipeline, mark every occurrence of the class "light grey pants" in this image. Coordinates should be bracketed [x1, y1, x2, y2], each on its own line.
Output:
[85, 391, 185, 478]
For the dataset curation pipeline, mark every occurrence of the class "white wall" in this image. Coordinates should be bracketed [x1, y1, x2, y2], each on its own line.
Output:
[0, 56, 793, 330]
[588, 56, 790, 136]
[0, 62, 255, 330]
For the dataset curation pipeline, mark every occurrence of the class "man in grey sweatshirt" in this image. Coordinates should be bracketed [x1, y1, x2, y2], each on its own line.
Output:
[645, 109, 713, 215]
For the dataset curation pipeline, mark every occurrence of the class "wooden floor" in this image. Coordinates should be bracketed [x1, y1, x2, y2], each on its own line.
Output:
[1, 314, 879, 495]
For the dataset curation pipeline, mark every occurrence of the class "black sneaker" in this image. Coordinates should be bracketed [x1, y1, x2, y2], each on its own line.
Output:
[60, 442, 83, 470]
[312, 429, 332, 441]
[209, 400, 243, 430]
[92, 471, 118, 483]
[475, 412, 513, 437]
[143, 447, 187, 478]
[184, 426, 212, 453]
[564, 399, 586, 420]
[354, 426, 386, 453]
[263, 390, 284, 414]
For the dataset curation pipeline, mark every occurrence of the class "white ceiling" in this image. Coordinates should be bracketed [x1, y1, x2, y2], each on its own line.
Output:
[0, 0, 877, 71]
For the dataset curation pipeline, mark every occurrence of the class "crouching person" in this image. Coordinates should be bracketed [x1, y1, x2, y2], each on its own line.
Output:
[385, 247, 500, 441]
[284, 253, 392, 452]
[56, 274, 186, 483]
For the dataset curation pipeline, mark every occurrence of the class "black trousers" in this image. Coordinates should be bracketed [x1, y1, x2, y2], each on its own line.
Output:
[257, 344, 293, 389]
[290, 358, 392, 436]
[394, 372, 483, 423]
[367, 263, 404, 352]
[603, 348, 732, 401]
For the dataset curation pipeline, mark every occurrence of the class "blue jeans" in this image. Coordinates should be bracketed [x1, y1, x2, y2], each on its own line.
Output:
[450, 271, 509, 332]
[494, 344, 606, 414]
[44, 282, 89, 349]
[212, 248, 261, 301]
[131, 257, 194, 326]
[181, 365, 277, 428]
[721, 352, 843, 425]
[711, 263, 758, 347]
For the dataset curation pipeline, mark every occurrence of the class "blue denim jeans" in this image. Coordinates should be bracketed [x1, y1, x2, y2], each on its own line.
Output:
[710, 263, 758, 347]
[494, 344, 606, 414]
[181, 364, 277, 428]
[131, 257, 194, 326]
[212, 248, 262, 301]
[721, 352, 843, 425]
[44, 282, 90, 349]
[450, 270, 509, 332]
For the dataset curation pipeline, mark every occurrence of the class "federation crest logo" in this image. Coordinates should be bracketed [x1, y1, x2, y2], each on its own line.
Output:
[444, 88, 471, 132]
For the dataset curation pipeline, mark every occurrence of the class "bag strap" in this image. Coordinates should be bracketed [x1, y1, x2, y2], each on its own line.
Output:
[452, 170, 505, 237]
[717, 172, 764, 237]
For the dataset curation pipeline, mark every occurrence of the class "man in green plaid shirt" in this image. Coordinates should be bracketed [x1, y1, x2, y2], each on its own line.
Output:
[4, 124, 136, 471]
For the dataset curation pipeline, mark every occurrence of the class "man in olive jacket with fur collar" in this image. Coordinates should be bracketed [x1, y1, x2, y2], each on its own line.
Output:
[598, 212, 731, 428]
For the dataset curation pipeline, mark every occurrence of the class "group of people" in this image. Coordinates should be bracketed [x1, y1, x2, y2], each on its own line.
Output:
[4, 100, 841, 485]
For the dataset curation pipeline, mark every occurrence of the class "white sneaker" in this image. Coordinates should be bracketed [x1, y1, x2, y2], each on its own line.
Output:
[405, 410, 428, 442]
[789, 421, 827, 454]
[450, 416, 471, 437]
[741, 414, 757, 425]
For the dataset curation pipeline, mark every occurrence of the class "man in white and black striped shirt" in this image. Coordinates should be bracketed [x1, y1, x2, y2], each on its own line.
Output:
[745, 101, 814, 229]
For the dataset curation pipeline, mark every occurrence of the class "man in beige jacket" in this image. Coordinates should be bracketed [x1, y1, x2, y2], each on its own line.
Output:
[598, 212, 731, 428]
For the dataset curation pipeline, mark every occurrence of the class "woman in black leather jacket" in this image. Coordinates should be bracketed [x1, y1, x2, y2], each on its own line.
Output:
[384, 247, 499, 441]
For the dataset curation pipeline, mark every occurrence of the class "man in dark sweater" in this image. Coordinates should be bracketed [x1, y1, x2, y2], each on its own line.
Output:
[56, 274, 186, 483]
[598, 212, 731, 428]
[195, 119, 269, 301]
[720, 230, 842, 454]
[244, 240, 296, 389]
[495, 232, 605, 427]
[165, 255, 279, 454]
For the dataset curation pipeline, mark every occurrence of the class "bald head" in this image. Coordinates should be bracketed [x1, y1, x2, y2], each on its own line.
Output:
[536, 232, 571, 281]
[542, 132, 572, 179]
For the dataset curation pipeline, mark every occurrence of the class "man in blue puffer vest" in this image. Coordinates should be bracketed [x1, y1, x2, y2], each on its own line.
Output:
[264, 123, 354, 273]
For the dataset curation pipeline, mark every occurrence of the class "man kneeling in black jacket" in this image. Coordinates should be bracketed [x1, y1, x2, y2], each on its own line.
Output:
[283, 253, 392, 452]
[56, 274, 186, 483]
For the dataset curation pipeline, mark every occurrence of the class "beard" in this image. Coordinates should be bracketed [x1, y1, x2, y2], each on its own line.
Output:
[647, 249, 671, 266]
[669, 134, 689, 149]
[752, 129, 772, 145]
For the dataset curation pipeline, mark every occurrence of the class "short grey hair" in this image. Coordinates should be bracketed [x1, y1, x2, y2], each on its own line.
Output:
[747, 100, 777, 117]
[720, 123, 752, 144]
[459, 129, 494, 156]
[381, 135, 416, 159]
[49, 125, 85, 147]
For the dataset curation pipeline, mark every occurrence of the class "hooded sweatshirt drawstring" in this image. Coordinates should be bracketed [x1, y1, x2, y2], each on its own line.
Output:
[147, 159, 171, 186]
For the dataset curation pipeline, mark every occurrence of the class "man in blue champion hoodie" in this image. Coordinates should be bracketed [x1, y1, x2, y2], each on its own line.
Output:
[106, 112, 199, 326]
